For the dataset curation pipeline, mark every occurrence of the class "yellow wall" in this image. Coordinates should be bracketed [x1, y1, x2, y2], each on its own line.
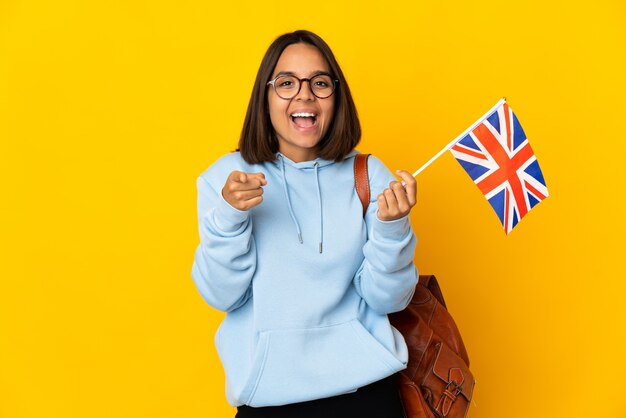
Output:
[2, 1, 625, 417]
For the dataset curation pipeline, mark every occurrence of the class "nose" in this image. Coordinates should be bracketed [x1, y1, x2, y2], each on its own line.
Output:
[295, 79, 314, 101]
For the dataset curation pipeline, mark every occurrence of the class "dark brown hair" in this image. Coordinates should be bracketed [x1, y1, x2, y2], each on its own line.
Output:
[238, 30, 361, 163]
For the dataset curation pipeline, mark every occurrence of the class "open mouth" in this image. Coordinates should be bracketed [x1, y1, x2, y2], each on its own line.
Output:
[290, 112, 318, 128]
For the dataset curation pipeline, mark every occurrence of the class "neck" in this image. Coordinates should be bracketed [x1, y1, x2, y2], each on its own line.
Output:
[278, 147, 318, 163]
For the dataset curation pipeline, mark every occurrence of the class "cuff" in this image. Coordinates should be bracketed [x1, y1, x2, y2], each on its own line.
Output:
[372, 214, 411, 239]
[214, 192, 250, 231]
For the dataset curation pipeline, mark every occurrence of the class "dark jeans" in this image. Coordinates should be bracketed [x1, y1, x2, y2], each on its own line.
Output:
[235, 374, 405, 418]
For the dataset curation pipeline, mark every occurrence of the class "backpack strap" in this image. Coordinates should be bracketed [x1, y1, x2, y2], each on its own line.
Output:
[354, 153, 371, 217]
[355, 156, 442, 306]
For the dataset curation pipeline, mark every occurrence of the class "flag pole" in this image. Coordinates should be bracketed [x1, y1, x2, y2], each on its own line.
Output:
[411, 97, 507, 177]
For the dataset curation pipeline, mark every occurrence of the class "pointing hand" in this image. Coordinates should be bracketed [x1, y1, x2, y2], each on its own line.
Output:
[222, 171, 267, 211]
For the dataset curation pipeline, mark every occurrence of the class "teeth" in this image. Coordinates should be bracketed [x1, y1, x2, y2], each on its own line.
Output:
[291, 112, 316, 118]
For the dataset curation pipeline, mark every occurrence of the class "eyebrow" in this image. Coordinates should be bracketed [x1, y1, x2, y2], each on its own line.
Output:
[273, 70, 332, 78]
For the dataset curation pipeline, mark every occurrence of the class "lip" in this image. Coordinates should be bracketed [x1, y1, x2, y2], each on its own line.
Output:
[289, 108, 319, 116]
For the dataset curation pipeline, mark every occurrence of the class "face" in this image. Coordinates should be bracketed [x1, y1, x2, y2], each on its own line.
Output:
[268, 43, 335, 163]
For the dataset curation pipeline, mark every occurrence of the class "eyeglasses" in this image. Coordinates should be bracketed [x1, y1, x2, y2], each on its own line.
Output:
[267, 74, 338, 100]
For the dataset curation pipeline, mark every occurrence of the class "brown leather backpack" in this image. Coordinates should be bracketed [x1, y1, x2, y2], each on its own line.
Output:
[354, 153, 475, 418]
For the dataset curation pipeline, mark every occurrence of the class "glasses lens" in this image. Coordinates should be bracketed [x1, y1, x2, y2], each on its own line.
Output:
[274, 75, 299, 99]
[310, 74, 335, 98]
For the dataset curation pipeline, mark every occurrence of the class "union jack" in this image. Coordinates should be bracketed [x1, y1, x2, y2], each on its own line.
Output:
[450, 103, 548, 234]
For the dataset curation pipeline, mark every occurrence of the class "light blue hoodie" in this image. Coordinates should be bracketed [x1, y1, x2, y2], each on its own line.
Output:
[192, 150, 418, 407]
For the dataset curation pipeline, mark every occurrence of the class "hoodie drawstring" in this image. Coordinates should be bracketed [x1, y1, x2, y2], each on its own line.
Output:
[314, 162, 323, 253]
[278, 155, 324, 254]
[280, 156, 303, 244]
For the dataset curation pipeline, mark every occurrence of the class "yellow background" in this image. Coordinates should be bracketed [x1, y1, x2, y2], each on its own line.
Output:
[2, 1, 625, 417]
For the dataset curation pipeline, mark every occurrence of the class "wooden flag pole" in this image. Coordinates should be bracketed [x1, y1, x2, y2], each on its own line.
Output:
[411, 98, 507, 177]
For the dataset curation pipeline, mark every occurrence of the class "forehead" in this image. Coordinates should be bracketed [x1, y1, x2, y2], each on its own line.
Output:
[272, 43, 330, 77]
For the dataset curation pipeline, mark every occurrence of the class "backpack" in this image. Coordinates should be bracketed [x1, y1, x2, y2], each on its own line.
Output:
[354, 153, 475, 418]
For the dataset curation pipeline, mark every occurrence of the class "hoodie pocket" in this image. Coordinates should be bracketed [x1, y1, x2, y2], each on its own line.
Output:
[243, 319, 405, 407]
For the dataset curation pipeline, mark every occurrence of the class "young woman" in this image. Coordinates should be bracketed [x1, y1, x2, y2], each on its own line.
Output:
[192, 30, 418, 418]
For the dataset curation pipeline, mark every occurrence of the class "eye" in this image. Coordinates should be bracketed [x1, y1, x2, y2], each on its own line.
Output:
[312, 75, 333, 89]
[276, 76, 297, 89]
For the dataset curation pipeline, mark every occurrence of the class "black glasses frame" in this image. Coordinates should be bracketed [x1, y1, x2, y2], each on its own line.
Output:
[267, 74, 338, 100]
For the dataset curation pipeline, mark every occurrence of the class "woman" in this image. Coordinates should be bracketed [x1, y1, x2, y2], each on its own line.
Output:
[192, 30, 418, 418]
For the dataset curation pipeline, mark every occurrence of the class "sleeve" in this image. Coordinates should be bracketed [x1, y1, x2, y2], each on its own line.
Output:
[191, 172, 257, 313]
[352, 155, 418, 315]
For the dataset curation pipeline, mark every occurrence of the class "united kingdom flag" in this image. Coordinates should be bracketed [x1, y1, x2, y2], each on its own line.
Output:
[450, 102, 548, 234]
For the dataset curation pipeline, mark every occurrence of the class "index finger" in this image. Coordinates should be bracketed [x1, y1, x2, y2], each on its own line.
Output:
[395, 170, 417, 205]
[230, 171, 267, 187]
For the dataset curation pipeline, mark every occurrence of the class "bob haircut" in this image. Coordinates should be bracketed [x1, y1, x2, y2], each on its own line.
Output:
[238, 30, 361, 163]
